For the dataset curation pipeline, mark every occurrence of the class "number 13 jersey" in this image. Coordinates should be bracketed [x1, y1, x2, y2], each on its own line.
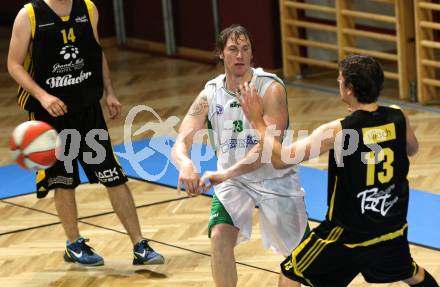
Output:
[327, 106, 409, 235]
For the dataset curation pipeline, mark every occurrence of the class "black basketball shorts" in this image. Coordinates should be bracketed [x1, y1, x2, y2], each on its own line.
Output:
[280, 221, 418, 286]
[32, 102, 128, 198]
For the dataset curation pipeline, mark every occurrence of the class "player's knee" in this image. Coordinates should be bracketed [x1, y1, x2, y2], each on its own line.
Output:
[210, 224, 226, 242]
[210, 227, 224, 248]
[210, 224, 237, 247]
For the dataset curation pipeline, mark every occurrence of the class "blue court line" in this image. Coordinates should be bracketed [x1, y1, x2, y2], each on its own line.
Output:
[1, 138, 439, 250]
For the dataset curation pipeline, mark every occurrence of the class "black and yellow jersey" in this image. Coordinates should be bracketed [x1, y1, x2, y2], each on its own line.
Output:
[326, 106, 409, 237]
[18, 0, 103, 114]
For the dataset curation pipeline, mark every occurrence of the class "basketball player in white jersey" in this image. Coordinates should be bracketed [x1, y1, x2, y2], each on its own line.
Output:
[172, 24, 308, 287]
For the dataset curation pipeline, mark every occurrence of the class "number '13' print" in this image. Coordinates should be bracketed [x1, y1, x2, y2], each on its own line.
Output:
[364, 148, 394, 186]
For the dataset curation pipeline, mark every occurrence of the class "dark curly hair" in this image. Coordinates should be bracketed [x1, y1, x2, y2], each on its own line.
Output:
[215, 24, 254, 63]
[339, 55, 384, 103]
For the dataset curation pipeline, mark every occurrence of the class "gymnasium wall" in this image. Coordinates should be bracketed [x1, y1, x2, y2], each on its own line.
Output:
[2, 0, 436, 70]
[124, 0, 164, 42]
[0, 0, 115, 38]
[122, 0, 281, 68]
[303, 0, 397, 62]
[93, 0, 116, 38]
[0, 1, 27, 26]
[0, 0, 281, 68]
[218, 1, 282, 69]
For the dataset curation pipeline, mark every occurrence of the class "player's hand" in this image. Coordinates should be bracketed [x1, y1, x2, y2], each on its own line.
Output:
[199, 170, 229, 193]
[237, 82, 264, 128]
[177, 162, 201, 197]
[39, 93, 67, 117]
[105, 93, 122, 119]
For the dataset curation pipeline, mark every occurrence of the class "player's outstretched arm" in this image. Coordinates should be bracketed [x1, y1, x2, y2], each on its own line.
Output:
[223, 81, 288, 172]
[239, 83, 341, 168]
[200, 80, 290, 190]
[172, 90, 209, 196]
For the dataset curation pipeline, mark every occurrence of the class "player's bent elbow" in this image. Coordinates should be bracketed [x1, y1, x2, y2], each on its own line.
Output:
[6, 61, 15, 76]
[7, 61, 22, 78]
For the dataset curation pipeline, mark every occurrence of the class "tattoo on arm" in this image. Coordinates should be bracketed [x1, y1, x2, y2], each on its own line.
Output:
[188, 94, 208, 116]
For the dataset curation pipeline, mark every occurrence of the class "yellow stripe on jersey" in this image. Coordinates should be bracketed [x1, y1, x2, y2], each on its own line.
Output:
[21, 92, 31, 109]
[61, 15, 69, 22]
[17, 54, 33, 109]
[328, 176, 337, 221]
[24, 3, 36, 39]
[21, 60, 33, 108]
[17, 87, 24, 107]
[84, 0, 95, 24]
[343, 224, 408, 248]
[362, 122, 396, 145]
[18, 89, 27, 108]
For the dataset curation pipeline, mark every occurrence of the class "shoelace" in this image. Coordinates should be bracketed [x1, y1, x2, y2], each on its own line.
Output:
[75, 238, 96, 256]
[138, 240, 153, 252]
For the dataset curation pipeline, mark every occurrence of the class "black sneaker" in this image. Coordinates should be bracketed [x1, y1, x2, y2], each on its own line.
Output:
[64, 237, 104, 266]
[133, 239, 164, 265]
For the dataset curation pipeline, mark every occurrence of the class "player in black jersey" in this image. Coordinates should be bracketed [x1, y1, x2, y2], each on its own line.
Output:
[238, 55, 438, 286]
[7, 0, 163, 266]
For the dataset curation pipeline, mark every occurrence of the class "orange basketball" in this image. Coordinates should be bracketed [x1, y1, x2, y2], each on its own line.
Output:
[9, 121, 59, 171]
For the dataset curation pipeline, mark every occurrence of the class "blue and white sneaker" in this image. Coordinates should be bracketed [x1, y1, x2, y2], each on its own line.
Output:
[64, 237, 104, 266]
[133, 239, 164, 265]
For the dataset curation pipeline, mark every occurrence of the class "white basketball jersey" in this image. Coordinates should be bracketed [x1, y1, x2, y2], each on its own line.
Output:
[205, 68, 302, 196]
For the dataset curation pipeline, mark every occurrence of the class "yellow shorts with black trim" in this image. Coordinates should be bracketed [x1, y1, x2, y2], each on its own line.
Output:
[280, 221, 418, 287]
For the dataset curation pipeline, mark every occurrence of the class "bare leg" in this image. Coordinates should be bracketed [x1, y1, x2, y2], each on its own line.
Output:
[106, 183, 143, 245]
[278, 272, 301, 287]
[54, 188, 80, 242]
[210, 224, 239, 287]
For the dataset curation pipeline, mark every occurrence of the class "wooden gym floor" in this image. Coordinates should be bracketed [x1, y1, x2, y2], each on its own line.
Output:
[0, 27, 438, 286]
